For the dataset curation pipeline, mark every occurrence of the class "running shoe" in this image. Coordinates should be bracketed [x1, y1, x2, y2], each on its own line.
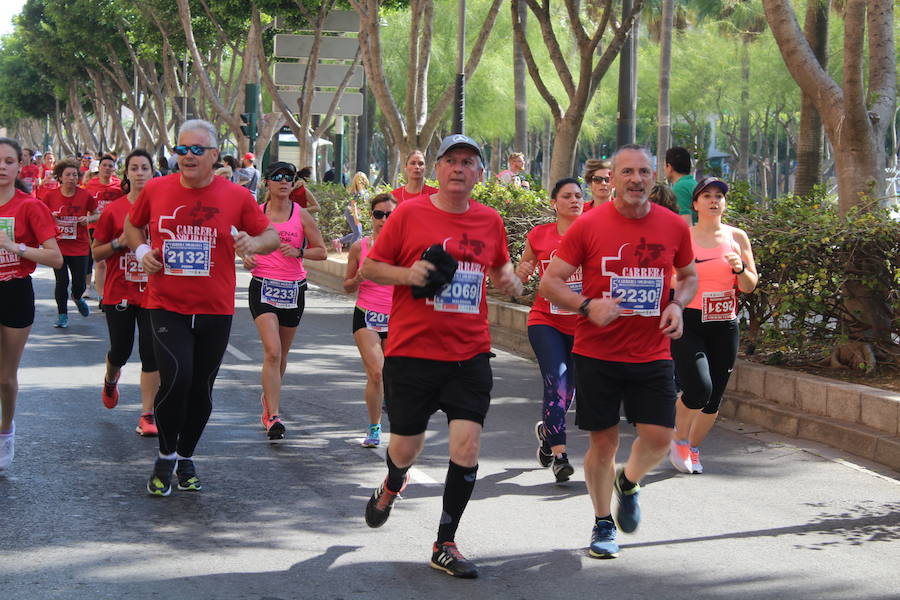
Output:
[669, 439, 693, 473]
[135, 413, 158, 437]
[146, 457, 176, 496]
[430, 542, 479, 579]
[53, 314, 68, 328]
[361, 424, 381, 448]
[534, 421, 553, 468]
[690, 447, 703, 474]
[101, 379, 119, 409]
[260, 393, 269, 429]
[614, 468, 641, 533]
[0, 426, 14, 472]
[551, 453, 574, 483]
[589, 520, 619, 559]
[365, 474, 409, 528]
[265, 415, 286, 440]
[75, 297, 91, 317]
[176, 459, 202, 491]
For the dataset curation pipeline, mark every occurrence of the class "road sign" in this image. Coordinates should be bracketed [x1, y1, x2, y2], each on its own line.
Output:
[274, 35, 359, 60]
[274, 63, 363, 88]
[278, 91, 364, 116]
[274, 11, 359, 33]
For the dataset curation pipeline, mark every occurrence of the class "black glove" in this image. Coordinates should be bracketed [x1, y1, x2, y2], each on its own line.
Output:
[411, 244, 458, 299]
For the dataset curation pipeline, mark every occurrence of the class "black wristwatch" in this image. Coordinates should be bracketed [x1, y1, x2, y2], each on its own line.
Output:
[578, 298, 592, 317]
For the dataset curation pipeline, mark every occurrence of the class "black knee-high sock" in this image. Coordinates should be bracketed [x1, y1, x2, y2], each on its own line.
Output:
[386, 451, 410, 493]
[436, 461, 478, 544]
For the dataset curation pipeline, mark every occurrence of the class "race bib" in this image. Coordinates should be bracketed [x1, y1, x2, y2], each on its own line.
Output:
[433, 268, 484, 314]
[364, 309, 389, 332]
[163, 239, 210, 276]
[610, 275, 663, 317]
[701, 289, 737, 322]
[56, 216, 78, 240]
[123, 251, 148, 283]
[260, 278, 298, 309]
[0, 217, 13, 241]
[550, 281, 583, 315]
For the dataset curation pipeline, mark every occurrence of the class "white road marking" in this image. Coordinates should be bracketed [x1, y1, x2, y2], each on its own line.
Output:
[226, 344, 252, 361]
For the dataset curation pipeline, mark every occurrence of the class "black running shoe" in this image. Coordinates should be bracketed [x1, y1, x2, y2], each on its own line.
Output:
[364, 475, 408, 528]
[430, 542, 479, 579]
[147, 457, 176, 496]
[265, 415, 286, 440]
[552, 453, 575, 483]
[176, 459, 202, 491]
[534, 421, 553, 468]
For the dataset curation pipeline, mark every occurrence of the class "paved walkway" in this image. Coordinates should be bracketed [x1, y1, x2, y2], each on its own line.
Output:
[1, 267, 898, 599]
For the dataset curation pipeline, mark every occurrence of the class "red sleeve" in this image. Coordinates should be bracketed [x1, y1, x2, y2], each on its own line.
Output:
[239, 192, 269, 236]
[673, 219, 694, 268]
[129, 187, 150, 228]
[93, 206, 114, 243]
[555, 214, 586, 268]
[493, 215, 511, 268]
[84, 189, 98, 213]
[30, 199, 58, 244]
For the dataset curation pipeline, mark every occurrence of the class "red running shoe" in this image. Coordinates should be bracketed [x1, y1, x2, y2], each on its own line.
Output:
[102, 379, 119, 409]
[136, 412, 158, 437]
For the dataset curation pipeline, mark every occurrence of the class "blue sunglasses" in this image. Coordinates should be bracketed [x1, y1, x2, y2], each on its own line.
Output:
[174, 145, 216, 156]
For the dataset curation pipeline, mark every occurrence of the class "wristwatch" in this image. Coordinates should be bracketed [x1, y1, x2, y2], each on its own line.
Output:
[17, 243, 27, 257]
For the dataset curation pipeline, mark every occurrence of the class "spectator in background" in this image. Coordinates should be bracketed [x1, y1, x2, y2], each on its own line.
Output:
[649, 183, 678, 214]
[234, 152, 261, 199]
[332, 171, 369, 253]
[497, 152, 530, 189]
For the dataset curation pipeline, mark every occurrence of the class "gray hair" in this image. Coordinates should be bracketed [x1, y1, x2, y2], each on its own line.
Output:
[610, 144, 652, 171]
[178, 119, 218, 147]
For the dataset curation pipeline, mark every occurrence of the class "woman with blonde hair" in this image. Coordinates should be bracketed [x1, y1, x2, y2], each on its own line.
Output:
[332, 171, 369, 252]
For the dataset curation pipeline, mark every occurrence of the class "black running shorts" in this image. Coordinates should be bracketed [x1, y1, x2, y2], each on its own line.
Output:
[0, 276, 35, 328]
[383, 353, 494, 436]
[248, 277, 306, 328]
[573, 355, 676, 430]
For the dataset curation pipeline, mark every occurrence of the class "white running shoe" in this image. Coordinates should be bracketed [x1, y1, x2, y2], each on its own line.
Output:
[669, 439, 693, 473]
[0, 426, 15, 471]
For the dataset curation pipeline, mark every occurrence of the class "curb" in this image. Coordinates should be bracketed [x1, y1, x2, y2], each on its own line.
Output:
[305, 255, 900, 473]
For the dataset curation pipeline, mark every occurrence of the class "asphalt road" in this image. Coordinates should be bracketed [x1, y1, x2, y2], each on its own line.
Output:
[1, 265, 898, 600]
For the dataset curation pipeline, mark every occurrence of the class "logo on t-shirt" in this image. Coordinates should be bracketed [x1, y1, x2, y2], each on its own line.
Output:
[445, 232, 485, 262]
[158, 204, 218, 247]
[601, 242, 665, 317]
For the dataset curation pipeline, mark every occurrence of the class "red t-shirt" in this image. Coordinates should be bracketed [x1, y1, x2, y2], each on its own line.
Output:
[288, 185, 309, 208]
[42, 187, 97, 256]
[391, 184, 438, 204]
[20, 164, 41, 190]
[129, 174, 271, 315]
[35, 180, 59, 202]
[0, 190, 57, 281]
[526, 222, 579, 336]
[555, 201, 693, 363]
[84, 176, 123, 230]
[93, 195, 147, 306]
[582, 200, 595, 214]
[368, 197, 511, 361]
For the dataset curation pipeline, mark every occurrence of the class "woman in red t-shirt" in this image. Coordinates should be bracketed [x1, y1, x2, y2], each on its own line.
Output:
[514, 177, 584, 483]
[390, 150, 438, 204]
[287, 166, 320, 213]
[43, 160, 98, 328]
[0, 137, 63, 472]
[91, 149, 160, 437]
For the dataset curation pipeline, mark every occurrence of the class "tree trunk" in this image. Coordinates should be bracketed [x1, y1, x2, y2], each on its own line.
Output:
[794, 0, 829, 197]
[736, 35, 751, 182]
[656, 0, 675, 184]
[513, 0, 528, 155]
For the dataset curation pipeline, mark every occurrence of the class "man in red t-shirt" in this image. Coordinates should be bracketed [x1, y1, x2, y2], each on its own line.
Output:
[84, 155, 123, 302]
[540, 144, 698, 559]
[125, 119, 278, 498]
[360, 134, 522, 579]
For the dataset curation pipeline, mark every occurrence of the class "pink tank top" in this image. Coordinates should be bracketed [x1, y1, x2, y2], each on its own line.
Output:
[356, 236, 393, 313]
[251, 202, 307, 282]
[688, 225, 739, 320]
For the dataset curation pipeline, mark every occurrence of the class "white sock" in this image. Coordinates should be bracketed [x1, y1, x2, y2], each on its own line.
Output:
[158, 451, 176, 460]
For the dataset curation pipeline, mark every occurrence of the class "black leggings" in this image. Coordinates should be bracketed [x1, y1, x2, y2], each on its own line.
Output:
[149, 309, 232, 457]
[104, 304, 157, 372]
[671, 308, 739, 414]
[54, 255, 89, 314]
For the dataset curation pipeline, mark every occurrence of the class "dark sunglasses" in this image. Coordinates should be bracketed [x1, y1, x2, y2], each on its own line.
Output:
[81, 156, 92, 161]
[590, 175, 610, 184]
[173, 145, 216, 156]
[269, 172, 295, 182]
[372, 210, 392, 220]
